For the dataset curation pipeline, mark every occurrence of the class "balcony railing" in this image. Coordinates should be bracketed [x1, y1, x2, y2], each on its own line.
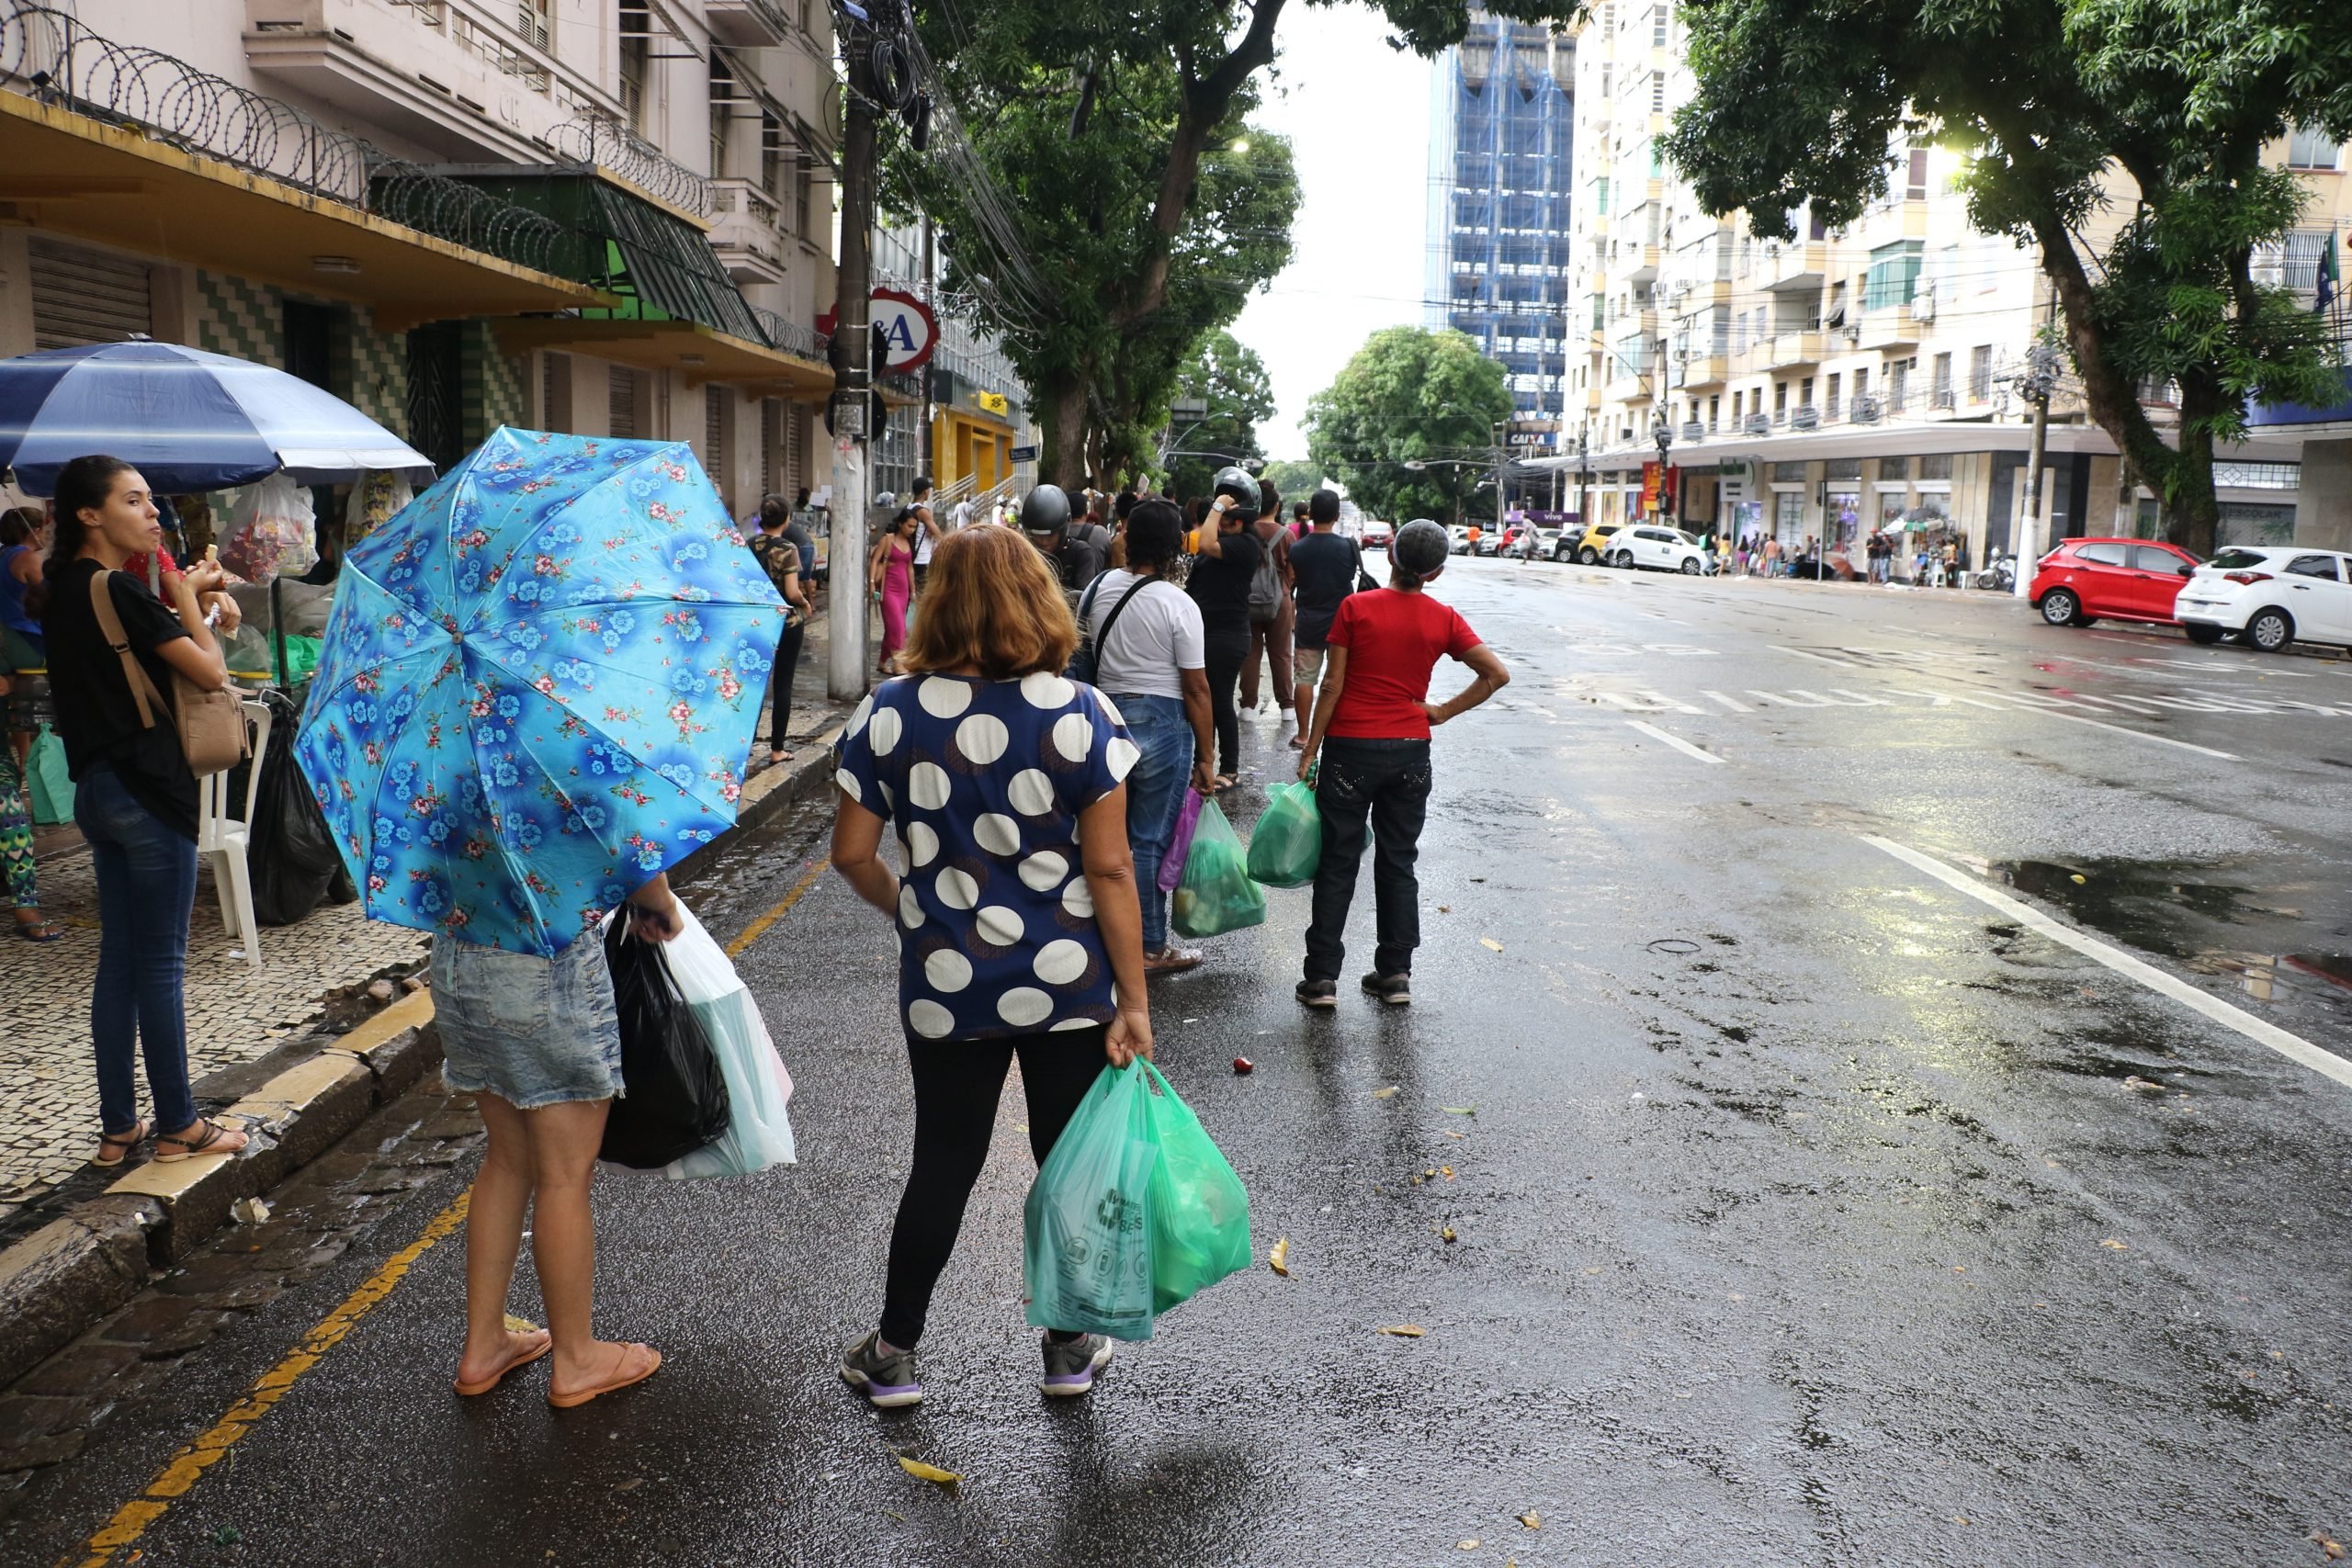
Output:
[1679, 420, 1704, 442]
[2, 4, 565, 273]
[752, 308, 821, 359]
[1790, 403, 1820, 430]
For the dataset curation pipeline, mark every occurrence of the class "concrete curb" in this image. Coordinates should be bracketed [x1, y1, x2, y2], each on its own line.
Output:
[0, 733, 846, 1392]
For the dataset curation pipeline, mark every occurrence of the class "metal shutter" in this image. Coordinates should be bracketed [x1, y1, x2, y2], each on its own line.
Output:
[29, 238, 152, 349]
[609, 364, 638, 438]
[760, 398, 780, 496]
[704, 386, 725, 483]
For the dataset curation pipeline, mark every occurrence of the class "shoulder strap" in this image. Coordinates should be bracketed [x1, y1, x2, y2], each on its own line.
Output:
[1090, 576, 1151, 668]
[86, 569, 164, 731]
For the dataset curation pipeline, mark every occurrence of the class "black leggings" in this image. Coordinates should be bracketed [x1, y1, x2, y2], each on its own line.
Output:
[770, 617, 805, 748]
[880, 1025, 1107, 1348]
[1201, 621, 1249, 777]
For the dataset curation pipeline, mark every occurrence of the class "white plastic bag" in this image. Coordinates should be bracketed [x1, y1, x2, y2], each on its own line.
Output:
[634, 905, 797, 1179]
[219, 471, 317, 581]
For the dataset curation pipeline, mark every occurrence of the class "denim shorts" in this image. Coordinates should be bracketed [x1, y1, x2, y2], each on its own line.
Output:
[430, 930, 624, 1109]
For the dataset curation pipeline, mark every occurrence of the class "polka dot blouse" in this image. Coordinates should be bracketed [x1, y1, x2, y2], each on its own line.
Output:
[834, 672, 1139, 1043]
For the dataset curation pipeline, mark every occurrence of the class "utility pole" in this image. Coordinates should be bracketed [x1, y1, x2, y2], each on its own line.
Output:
[827, 30, 877, 701]
[2014, 285, 2056, 601]
[920, 213, 936, 483]
[1493, 422, 1508, 536]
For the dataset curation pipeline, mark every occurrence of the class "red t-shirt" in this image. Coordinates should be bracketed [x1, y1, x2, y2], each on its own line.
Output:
[1326, 588, 1481, 740]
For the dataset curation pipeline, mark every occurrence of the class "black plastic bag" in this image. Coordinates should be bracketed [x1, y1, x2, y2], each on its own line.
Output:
[250, 689, 350, 925]
[599, 920, 731, 1169]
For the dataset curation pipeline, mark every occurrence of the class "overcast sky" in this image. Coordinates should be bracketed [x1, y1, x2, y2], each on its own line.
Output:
[1230, 7, 1440, 460]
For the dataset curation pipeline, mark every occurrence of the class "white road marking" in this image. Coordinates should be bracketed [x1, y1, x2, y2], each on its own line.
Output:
[1992, 699, 2242, 760]
[1624, 720, 1724, 765]
[1596, 690, 1704, 715]
[1888, 687, 2011, 710]
[1770, 645, 1863, 669]
[1701, 690, 1752, 712]
[1860, 836, 2352, 1093]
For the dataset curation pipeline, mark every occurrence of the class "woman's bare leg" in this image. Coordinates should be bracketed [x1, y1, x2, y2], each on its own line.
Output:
[523, 1097, 654, 1399]
[455, 1092, 548, 1386]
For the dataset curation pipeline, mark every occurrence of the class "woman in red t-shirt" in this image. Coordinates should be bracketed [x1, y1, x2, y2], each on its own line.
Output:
[1292, 520, 1510, 1008]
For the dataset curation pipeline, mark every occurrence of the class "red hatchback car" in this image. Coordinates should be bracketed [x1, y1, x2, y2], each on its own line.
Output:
[2030, 537, 2201, 628]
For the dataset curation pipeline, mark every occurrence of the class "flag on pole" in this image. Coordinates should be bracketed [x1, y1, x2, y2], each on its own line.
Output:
[2317, 231, 2342, 318]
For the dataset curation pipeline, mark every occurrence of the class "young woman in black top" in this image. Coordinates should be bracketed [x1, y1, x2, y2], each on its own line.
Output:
[1185, 485, 1263, 789]
[40, 457, 250, 1168]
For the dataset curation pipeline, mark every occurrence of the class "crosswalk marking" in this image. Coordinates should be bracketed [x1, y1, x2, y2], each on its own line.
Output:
[1625, 720, 1724, 765]
[1700, 690, 1751, 712]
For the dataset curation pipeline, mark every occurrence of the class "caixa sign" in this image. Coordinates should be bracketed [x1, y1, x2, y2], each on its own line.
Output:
[816, 287, 940, 373]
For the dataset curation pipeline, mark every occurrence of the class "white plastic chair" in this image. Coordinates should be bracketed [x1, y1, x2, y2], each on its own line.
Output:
[198, 698, 272, 971]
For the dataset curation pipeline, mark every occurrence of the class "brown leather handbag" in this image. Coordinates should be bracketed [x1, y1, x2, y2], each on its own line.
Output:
[86, 570, 248, 778]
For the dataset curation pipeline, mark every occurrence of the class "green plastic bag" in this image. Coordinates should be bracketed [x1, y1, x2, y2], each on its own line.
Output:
[1141, 1064, 1252, 1313]
[1244, 781, 1321, 888]
[25, 728, 74, 826]
[1024, 1063, 1253, 1340]
[1024, 1063, 1161, 1340]
[1170, 797, 1266, 938]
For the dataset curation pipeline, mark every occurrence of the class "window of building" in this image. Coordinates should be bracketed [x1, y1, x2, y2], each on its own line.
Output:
[796, 158, 812, 237]
[1905, 148, 1929, 200]
[1969, 344, 1992, 401]
[619, 33, 650, 131]
[2288, 124, 2342, 170]
[1772, 461, 1807, 482]
[1865, 240, 1924, 310]
[1879, 455, 1909, 480]
[1918, 453, 1954, 480]
[1773, 381, 1788, 418]
[1799, 375, 1814, 406]
[1888, 358, 1909, 410]
[1824, 458, 1862, 481]
[1706, 394, 1719, 430]
[1825, 372, 1841, 420]
[1650, 73, 1665, 112]
[1852, 367, 1869, 405]
[516, 0, 551, 48]
[1930, 351, 1953, 407]
[1652, 4, 1669, 45]
[1731, 390, 1743, 422]
[708, 59, 732, 177]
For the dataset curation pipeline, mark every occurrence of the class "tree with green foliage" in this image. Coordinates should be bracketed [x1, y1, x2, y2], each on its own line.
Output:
[1304, 327, 1515, 525]
[1661, 0, 2350, 554]
[896, 0, 1577, 491]
[1256, 457, 1329, 502]
[1162, 330, 1274, 500]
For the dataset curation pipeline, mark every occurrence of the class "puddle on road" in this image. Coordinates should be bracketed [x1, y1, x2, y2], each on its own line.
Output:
[1989, 858, 2351, 1018]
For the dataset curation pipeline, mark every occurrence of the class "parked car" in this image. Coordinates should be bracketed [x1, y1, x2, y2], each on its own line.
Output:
[1471, 527, 1503, 557]
[2029, 537, 2200, 628]
[1610, 525, 1711, 575]
[1572, 522, 1624, 565]
[1533, 526, 1564, 559]
[1447, 524, 1476, 555]
[2173, 547, 2352, 653]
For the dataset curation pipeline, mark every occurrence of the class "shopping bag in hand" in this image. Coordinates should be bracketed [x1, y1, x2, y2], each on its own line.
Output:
[1170, 798, 1266, 938]
[641, 905, 796, 1180]
[1024, 1063, 1160, 1340]
[1157, 786, 1204, 894]
[1138, 1064, 1252, 1313]
[599, 919, 731, 1169]
[1244, 782, 1321, 888]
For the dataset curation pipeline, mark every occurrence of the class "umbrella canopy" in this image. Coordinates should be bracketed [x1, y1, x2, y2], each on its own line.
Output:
[0, 338, 434, 495]
[295, 427, 784, 955]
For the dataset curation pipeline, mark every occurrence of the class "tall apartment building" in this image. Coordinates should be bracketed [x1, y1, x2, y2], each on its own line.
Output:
[0, 0, 842, 518]
[1549, 0, 2350, 564]
[1424, 6, 1575, 479]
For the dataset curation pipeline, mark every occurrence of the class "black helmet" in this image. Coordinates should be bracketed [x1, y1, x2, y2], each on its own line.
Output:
[1020, 482, 1071, 546]
[1211, 466, 1261, 514]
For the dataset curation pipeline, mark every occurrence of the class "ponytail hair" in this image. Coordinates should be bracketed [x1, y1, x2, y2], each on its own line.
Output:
[44, 454, 135, 582]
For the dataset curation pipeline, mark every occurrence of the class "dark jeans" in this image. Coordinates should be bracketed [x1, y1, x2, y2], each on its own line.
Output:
[1201, 621, 1249, 777]
[1304, 738, 1431, 983]
[75, 761, 200, 1135]
[770, 616, 806, 749]
[880, 1025, 1107, 1348]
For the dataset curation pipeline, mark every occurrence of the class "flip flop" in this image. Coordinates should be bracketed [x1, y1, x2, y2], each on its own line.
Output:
[548, 1343, 662, 1410]
[453, 1331, 552, 1396]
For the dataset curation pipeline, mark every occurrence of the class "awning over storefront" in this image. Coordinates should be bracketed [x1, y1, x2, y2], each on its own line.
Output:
[488, 316, 831, 396]
[0, 91, 606, 332]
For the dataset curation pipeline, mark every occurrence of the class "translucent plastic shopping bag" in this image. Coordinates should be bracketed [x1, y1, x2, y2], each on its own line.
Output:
[1138, 1064, 1252, 1314]
[1156, 787, 1204, 893]
[1170, 798, 1266, 938]
[1025, 1064, 1159, 1340]
[1243, 782, 1320, 888]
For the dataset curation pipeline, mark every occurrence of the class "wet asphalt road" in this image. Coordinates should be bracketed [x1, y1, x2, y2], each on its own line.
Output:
[10, 559, 2352, 1567]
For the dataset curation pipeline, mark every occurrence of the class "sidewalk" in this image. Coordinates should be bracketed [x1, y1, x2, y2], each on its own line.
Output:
[0, 610, 853, 1230]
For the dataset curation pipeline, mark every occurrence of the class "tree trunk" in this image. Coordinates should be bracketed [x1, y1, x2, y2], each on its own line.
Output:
[1041, 374, 1091, 491]
[2167, 374, 2224, 558]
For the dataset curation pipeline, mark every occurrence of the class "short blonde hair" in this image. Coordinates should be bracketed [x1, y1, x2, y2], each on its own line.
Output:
[899, 525, 1079, 681]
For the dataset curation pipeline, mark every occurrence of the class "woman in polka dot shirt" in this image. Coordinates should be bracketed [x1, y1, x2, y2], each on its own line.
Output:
[830, 525, 1152, 1404]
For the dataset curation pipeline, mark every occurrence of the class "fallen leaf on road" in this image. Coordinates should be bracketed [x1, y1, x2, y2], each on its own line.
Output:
[1443, 1130, 1464, 1140]
[2121, 1076, 2165, 1094]
[1582, 1266, 1604, 1276]
[1518, 1511, 1542, 1529]
[1458, 1540, 1481, 1551]
[896, 1457, 961, 1487]
[614, 1477, 643, 1493]
[2100, 1238, 2130, 1250]
[1373, 1086, 1399, 1100]
[1441, 1225, 1458, 1244]
[1441, 1105, 1477, 1115]
[1479, 937, 1505, 953]
[1438, 905, 1452, 913]
[2307, 1531, 2343, 1560]
[2070, 873, 2087, 884]
[1440, 1166, 1455, 1179]
[1269, 1237, 1291, 1276]
[1377, 1325, 1425, 1337]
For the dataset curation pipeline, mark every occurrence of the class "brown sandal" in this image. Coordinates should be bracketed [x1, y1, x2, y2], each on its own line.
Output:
[91, 1118, 151, 1168]
[154, 1117, 250, 1163]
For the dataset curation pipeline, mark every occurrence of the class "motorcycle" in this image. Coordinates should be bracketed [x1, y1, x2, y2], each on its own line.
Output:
[1974, 555, 2017, 592]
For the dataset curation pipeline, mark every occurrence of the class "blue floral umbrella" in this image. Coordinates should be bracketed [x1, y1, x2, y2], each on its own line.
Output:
[295, 427, 784, 955]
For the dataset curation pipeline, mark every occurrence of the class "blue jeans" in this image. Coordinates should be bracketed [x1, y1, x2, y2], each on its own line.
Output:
[75, 762, 200, 1135]
[1112, 693, 1192, 951]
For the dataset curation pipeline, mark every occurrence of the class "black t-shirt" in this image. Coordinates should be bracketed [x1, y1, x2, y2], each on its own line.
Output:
[1290, 531, 1361, 647]
[41, 559, 200, 840]
[1186, 526, 1261, 633]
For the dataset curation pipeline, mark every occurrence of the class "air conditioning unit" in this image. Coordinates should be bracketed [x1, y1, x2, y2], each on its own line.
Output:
[1851, 394, 1883, 424]
[1791, 404, 1820, 430]
[1910, 289, 1938, 322]
[1843, 325, 1861, 345]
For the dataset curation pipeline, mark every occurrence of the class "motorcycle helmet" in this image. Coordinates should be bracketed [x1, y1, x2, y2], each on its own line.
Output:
[1211, 465, 1261, 516]
[1020, 482, 1072, 547]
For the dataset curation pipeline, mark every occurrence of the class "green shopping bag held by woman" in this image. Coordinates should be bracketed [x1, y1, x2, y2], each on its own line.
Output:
[1170, 796, 1265, 938]
[1244, 781, 1320, 888]
[1025, 1062, 1251, 1340]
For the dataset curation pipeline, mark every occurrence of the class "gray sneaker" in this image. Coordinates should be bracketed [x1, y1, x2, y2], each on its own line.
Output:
[1039, 1332, 1114, 1397]
[841, 1331, 922, 1408]
[1360, 971, 1412, 1006]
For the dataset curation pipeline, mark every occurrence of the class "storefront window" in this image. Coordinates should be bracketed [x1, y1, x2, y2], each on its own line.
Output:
[1878, 491, 1907, 529]
[1774, 491, 1805, 542]
[1826, 491, 1861, 548]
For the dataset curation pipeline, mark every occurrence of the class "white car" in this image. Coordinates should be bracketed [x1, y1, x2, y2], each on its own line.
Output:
[2174, 547, 2352, 653]
[1610, 525, 1710, 575]
[1447, 524, 1476, 555]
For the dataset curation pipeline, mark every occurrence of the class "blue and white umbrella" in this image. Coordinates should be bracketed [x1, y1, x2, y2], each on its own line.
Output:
[0, 337, 434, 496]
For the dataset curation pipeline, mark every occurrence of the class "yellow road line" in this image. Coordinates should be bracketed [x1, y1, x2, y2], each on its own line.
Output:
[724, 857, 831, 958]
[67, 1191, 474, 1568]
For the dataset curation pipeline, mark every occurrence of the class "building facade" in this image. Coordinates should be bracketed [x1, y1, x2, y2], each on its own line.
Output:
[867, 222, 1035, 512]
[0, 0, 842, 524]
[1425, 5, 1574, 486]
[1548, 0, 2349, 565]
